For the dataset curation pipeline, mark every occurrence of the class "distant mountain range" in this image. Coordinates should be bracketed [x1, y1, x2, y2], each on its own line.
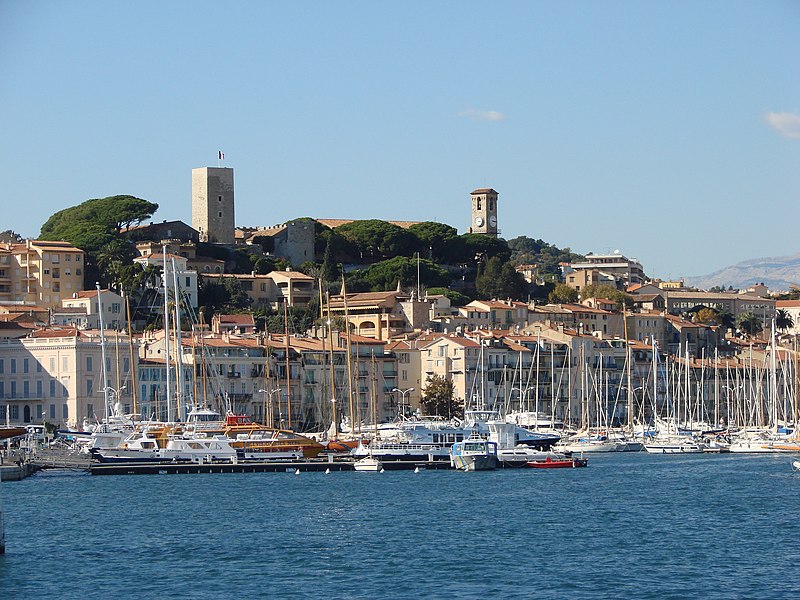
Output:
[685, 252, 800, 292]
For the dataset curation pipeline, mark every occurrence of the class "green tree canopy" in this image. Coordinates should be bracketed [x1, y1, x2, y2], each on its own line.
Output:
[426, 287, 472, 307]
[776, 308, 794, 331]
[421, 374, 461, 418]
[736, 312, 763, 336]
[475, 256, 528, 300]
[548, 283, 579, 304]
[335, 220, 416, 262]
[579, 283, 633, 310]
[40, 195, 158, 243]
[693, 307, 720, 325]
[39, 195, 158, 288]
[407, 222, 460, 262]
[350, 256, 450, 292]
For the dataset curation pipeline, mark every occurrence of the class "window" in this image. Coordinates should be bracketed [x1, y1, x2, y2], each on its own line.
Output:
[0, 359, 3, 374]
[87, 403, 93, 418]
[86, 379, 93, 396]
[36, 380, 43, 397]
[63, 404, 68, 419]
[50, 357, 56, 371]
[11, 359, 16, 374]
[477, 198, 482, 210]
[62, 356, 68, 370]
[87, 356, 93, 372]
[49, 404, 56, 419]
[50, 380, 56, 397]
[61, 377, 69, 397]
[218, 212, 223, 218]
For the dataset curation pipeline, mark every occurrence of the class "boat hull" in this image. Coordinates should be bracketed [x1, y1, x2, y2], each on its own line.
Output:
[527, 457, 588, 469]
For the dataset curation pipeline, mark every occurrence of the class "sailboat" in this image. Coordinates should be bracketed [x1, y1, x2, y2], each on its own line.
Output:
[354, 350, 384, 472]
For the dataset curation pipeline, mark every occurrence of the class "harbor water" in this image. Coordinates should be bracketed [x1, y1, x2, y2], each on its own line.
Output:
[1, 452, 799, 599]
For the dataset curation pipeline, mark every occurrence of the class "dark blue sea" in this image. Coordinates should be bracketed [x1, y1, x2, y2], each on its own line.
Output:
[2, 453, 799, 599]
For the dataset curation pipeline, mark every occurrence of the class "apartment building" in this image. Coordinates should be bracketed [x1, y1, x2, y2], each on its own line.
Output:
[565, 251, 646, 288]
[54, 289, 126, 330]
[0, 240, 85, 309]
[133, 252, 199, 308]
[203, 270, 314, 310]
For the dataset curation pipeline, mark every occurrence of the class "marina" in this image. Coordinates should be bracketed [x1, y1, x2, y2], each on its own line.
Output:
[2, 452, 799, 599]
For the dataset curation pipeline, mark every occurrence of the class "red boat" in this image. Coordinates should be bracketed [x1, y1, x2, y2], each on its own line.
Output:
[527, 456, 588, 469]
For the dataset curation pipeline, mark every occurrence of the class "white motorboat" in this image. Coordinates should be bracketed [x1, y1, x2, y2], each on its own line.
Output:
[353, 456, 383, 472]
[90, 431, 237, 463]
[643, 436, 704, 454]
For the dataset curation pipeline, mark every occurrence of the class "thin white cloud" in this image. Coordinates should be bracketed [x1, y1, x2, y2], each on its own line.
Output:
[765, 111, 800, 139]
[458, 107, 506, 122]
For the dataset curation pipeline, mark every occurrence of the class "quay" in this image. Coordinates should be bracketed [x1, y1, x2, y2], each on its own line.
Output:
[0, 463, 40, 482]
[90, 458, 450, 476]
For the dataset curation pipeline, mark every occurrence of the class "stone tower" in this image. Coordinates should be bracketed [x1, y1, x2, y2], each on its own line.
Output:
[192, 167, 235, 244]
[469, 188, 498, 237]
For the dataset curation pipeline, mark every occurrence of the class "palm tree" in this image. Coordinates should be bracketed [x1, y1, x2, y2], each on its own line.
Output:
[776, 308, 794, 332]
[736, 312, 763, 336]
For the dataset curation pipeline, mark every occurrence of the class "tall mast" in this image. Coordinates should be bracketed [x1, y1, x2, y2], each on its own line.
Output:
[341, 271, 356, 434]
[96, 283, 110, 422]
[172, 257, 185, 421]
[125, 295, 137, 416]
[624, 307, 634, 431]
[162, 246, 172, 422]
[283, 300, 291, 429]
[325, 290, 338, 439]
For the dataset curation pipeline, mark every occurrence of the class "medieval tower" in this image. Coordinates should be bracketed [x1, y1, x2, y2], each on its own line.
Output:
[469, 188, 498, 237]
[192, 167, 235, 244]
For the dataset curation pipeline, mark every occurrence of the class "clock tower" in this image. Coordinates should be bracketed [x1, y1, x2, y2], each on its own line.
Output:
[469, 188, 499, 237]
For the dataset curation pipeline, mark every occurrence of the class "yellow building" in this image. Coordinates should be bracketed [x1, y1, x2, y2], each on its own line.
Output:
[0, 240, 85, 309]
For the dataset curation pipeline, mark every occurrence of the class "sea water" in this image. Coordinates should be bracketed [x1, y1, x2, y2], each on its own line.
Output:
[1, 453, 799, 599]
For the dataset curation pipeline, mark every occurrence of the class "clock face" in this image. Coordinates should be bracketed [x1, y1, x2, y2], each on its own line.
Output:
[474, 216, 484, 227]
[489, 215, 497, 227]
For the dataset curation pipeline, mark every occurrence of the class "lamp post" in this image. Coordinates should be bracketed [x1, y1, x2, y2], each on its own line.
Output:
[511, 386, 532, 414]
[258, 388, 281, 428]
[392, 387, 414, 419]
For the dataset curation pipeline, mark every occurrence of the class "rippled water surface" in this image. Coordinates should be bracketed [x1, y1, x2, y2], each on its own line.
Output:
[2, 453, 799, 599]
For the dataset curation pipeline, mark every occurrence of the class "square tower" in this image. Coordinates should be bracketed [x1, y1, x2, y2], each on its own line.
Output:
[192, 167, 235, 244]
[470, 188, 499, 237]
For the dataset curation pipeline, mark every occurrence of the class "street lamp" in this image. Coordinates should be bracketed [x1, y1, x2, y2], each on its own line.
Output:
[258, 388, 281, 428]
[392, 388, 414, 419]
[511, 386, 532, 413]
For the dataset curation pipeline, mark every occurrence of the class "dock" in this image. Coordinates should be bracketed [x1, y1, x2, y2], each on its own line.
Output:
[0, 462, 40, 482]
[90, 458, 450, 476]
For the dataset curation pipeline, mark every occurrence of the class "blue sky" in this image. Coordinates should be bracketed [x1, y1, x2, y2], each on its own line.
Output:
[1, 1, 798, 279]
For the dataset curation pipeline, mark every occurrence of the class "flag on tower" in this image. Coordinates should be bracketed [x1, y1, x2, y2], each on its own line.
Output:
[218, 150, 224, 160]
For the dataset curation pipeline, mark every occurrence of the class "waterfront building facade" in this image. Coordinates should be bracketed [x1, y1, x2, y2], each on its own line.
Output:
[0, 329, 136, 428]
